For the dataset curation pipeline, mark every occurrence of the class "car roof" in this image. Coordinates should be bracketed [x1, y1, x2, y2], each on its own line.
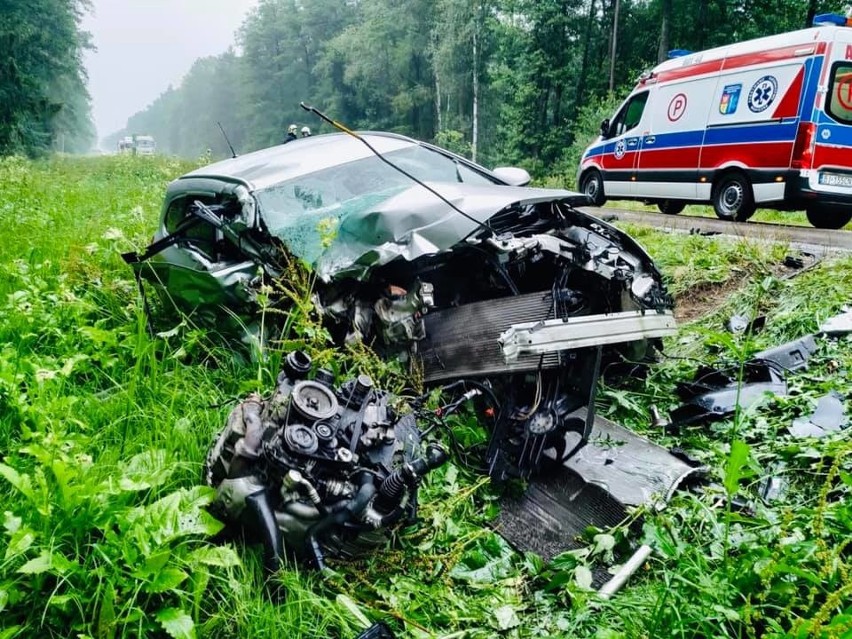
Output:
[182, 132, 422, 191]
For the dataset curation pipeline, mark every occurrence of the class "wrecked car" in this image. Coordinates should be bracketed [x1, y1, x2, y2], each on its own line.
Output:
[126, 131, 676, 479]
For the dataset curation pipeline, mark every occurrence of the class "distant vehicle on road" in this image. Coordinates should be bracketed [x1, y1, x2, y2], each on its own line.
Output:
[134, 135, 156, 156]
[578, 12, 852, 229]
[117, 134, 156, 156]
[117, 136, 134, 154]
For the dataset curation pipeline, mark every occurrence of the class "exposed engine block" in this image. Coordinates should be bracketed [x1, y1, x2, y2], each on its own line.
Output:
[204, 351, 447, 570]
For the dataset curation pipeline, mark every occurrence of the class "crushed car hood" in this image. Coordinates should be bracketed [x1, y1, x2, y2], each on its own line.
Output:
[256, 181, 590, 281]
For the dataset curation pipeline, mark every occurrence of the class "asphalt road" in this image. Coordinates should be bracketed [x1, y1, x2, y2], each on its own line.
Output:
[582, 207, 852, 254]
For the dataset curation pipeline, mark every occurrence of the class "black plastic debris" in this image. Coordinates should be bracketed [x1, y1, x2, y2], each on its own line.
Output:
[752, 334, 816, 372]
[784, 255, 805, 269]
[355, 623, 396, 639]
[669, 362, 787, 427]
[670, 335, 819, 427]
[820, 307, 852, 337]
[789, 392, 848, 438]
[689, 228, 721, 236]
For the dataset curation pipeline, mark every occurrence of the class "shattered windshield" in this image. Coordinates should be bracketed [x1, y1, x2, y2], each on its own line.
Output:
[255, 145, 497, 265]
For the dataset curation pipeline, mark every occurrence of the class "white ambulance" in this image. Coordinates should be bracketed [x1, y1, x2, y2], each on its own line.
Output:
[578, 13, 852, 228]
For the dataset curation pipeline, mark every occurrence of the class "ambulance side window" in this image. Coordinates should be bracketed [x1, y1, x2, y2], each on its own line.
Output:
[610, 91, 649, 137]
[826, 63, 852, 125]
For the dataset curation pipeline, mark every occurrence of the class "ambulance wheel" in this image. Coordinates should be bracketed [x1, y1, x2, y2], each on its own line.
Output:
[712, 172, 755, 222]
[657, 200, 686, 215]
[580, 170, 606, 207]
[806, 205, 852, 229]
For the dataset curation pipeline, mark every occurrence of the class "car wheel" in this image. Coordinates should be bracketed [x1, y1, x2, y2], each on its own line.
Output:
[712, 172, 755, 222]
[657, 200, 686, 215]
[581, 170, 606, 207]
[806, 205, 852, 229]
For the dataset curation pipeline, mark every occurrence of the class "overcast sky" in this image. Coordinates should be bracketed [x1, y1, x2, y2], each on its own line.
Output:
[82, 0, 259, 143]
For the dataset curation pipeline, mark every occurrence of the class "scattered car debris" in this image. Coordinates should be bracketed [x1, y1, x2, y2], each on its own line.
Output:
[598, 544, 653, 600]
[789, 392, 848, 438]
[354, 622, 396, 639]
[751, 334, 816, 372]
[204, 351, 447, 571]
[726, 314, 765, 334]
[669, 361, 788, 427]
[494, 411, 701, 569]
[689, 227, 721, 236]
[783, 255, 805, 269]
[820, 307, 852, 336]
[128, 132, 676, 480]
[758, 462, 789, 503]
[670, 335, 818, 427]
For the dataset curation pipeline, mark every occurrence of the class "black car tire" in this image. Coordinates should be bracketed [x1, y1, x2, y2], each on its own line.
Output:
[806, 205, 852, 229]
[580, 170, 606, 207]
[657, 200, 686, 215]
[712, 172, 755, 222]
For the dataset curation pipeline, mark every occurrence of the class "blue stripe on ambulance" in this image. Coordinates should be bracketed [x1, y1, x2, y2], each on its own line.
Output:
[799, 56, 822, 120]
[585, 121, 801, 161]
[812, 119, 852, 146]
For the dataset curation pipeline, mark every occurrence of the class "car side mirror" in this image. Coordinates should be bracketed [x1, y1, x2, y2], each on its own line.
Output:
[492, 166, 532, 187]
[600, 118, 610, 139]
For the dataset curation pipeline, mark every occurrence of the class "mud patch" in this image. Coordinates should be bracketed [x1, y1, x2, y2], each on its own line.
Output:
[674, 274, 748, 323]
[674, 253, 819, 323]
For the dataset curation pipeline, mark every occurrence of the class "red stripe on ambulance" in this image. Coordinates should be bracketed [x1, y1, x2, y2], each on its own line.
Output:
[657, 42, 826, 83]
[772, 67, 805, 118]
[813, 144, 852, 168]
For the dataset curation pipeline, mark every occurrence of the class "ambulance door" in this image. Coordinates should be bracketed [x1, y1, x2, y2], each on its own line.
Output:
[636, 77, 712, 201]
[599, 90, 649, 197]
[813, 29, 852, 183]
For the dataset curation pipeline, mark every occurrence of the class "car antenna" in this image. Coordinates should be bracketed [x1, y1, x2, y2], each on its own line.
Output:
[299, 102, 492, 237]
[217, 121, 238, 158]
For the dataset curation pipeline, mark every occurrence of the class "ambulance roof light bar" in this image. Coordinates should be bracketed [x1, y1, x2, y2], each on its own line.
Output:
[667, 49, 693, 58]
[813, 11, 852, 26]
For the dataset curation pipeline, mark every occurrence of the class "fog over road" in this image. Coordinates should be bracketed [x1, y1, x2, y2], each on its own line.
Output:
[82, 0, 258, 145]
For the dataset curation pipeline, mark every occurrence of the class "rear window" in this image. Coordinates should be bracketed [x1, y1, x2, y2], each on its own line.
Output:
[827, 63, 852, 125]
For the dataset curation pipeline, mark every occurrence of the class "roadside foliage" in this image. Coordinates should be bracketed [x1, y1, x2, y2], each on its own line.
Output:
[0, 155, 850, 638]
[112, 0, 837, 180]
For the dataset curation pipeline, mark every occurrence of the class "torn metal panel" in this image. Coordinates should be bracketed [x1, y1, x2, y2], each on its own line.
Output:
[499, 310, 677, 362]
[561, 409, 703, 507]
[494, 411, 700, 564]
[789, 392, 848, 438]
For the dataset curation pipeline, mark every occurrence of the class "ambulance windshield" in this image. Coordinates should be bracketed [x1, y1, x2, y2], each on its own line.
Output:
[827, 63, 852, 125]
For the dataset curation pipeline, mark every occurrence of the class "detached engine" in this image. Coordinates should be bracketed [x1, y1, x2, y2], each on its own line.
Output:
[204, 351, 447, 570]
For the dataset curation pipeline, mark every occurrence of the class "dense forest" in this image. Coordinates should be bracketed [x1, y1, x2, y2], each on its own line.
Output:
[108, 0, 832, 175]
[0, 0, 94, 155]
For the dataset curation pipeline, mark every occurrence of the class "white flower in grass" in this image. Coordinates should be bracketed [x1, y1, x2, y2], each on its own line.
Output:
[34, 369, 57, 382]
[102, 227, 124, 241]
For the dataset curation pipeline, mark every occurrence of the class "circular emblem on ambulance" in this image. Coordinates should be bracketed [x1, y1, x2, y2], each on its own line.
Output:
[667, 93, 688, 122]
[613, 139, 626, 160]
[747, 75, 778, 113]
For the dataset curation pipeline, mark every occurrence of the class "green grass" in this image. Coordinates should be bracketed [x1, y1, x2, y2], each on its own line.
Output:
[0, 155, 850, 638]
[601, 199, 827, 228]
